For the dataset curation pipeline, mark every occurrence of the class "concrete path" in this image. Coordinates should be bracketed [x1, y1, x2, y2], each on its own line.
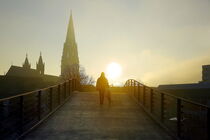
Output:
[23, 92, 172, 140]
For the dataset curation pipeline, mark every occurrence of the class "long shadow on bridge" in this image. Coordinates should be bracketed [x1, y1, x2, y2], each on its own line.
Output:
[23, 92, 172, 140]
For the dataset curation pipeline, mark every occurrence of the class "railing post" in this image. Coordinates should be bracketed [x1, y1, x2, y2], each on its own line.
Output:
[76, 79, 78, 90]
[49, 88, 53, 112]
[133, 81, 136, 97]
[70, 80, 72, 92]
[75, 79, 78, 90]
[64, 82, 66, 99]
[38, 90, 41, 121]
[127, 81, 129, 92]
[58, 85, 61, 105]
[72, 79, 74, 91]
[150, 89, 153, 113]
[74, 79, 76, 90]
[138, 84, 140, 102]
[130, 80, 132, 95]
[78, 80, 80, 91]
[177, 98, 181, 138]
[160, 93, 164, 122]
[20, 96, 24, 133]
[131, 81, 133, 92]
[126, 82, 128, 93]
[133, 81, 135, 97]
[129, 80, 131, 95]
[75, 79, 77, 90]
[74, 79, 76, 91]
[68, 80, 71, 96]
[143, 86, 146, 106]
[207, 108, 210, 140]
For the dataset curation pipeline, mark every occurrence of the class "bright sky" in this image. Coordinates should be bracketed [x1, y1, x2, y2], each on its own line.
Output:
[0, 0, 210, 86]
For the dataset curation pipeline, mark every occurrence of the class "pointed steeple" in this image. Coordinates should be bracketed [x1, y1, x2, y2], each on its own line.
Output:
[66, 11, 76, 44]
[38, 52, 43, 64]
[61, 12, 80, 79]
[23, 54, 31, 69]
[36, 52, 45, 75]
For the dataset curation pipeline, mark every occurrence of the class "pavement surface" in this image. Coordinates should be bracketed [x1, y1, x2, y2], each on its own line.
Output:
[23, 92, 173, 140]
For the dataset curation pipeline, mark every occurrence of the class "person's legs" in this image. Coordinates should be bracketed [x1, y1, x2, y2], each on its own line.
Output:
[101, 90, 104, 104]
[99, 90, 105, 105]
[107, 90, 111, 105]
[99, 90, 103, 105]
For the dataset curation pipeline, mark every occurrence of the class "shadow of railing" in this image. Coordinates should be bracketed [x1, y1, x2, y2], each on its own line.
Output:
[0, 79, 80, 140]
[124, 79, 210, 140]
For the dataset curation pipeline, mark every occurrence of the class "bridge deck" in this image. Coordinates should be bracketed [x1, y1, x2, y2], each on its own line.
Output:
[23, 92, 172, 140]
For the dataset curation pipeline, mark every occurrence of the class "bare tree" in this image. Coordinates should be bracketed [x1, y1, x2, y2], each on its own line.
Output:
[61, 64, 80, 81]
[60, 64, 94, 85]
[79, 66, 95, 85]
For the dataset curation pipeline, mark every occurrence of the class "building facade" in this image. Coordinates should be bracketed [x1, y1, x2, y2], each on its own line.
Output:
[158, 65, 210, 105]
[0, 54, 59, 98]
[202, 65, 210, 83]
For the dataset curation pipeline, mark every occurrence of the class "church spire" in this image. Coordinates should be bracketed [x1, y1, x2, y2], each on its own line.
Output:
[23, 54, 31, 69]
[61, 12, 80, 79]
[66, 11, 76, 44]
[36, 52, 45, 75]
[38, 52, 43, 64]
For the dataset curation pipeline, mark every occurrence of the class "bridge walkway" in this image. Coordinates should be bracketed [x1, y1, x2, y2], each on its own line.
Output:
[23, 92, 172, 140]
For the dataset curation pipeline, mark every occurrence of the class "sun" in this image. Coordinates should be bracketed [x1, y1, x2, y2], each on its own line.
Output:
[106, 62, 122, 80]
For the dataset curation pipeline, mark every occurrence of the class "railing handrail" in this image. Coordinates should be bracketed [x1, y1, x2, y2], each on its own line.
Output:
[125, 79, 210, 109]
[0, 79, 73, 102]
[125, 78, 210, 139]
[0, 78, 80, 139]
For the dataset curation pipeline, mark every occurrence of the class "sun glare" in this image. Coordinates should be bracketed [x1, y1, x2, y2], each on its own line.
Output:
[106, 62, 122, 80]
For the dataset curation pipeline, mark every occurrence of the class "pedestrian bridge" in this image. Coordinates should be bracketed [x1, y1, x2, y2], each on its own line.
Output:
[0, 79, 209, 140]
[23, 92, 171, 140]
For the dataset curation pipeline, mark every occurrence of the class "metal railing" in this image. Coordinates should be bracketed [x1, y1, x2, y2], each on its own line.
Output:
[0, 79, 80, 140]
[124, 79, 210, 140]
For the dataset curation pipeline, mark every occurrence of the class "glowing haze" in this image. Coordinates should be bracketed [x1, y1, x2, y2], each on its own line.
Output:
[0, 0, 210, 86]
[106, 62, 122, 85]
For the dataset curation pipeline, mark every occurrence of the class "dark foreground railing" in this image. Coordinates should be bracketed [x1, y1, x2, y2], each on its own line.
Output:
[125, 79, 210, 140]
[0, 79, 80, 140]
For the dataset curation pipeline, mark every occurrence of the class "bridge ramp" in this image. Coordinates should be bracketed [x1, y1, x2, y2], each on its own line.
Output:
[23, 92, 172, 140]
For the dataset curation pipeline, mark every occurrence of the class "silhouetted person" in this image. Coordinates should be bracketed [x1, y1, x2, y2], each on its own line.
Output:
[96, 72, 110, 105]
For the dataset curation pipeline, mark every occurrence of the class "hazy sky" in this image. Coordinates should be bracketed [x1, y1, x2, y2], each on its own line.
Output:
[0, 0, 210, 86]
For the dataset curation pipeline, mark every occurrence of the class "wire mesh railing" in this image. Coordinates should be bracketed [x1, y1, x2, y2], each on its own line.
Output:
[0, 78, 80, 140]
[124, 79, 210, 140]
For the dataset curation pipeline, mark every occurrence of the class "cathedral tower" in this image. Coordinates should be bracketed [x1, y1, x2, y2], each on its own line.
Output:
[61, 12, 79, 79]
[36, 52, 45, 75]
[22, 54, 31, 69]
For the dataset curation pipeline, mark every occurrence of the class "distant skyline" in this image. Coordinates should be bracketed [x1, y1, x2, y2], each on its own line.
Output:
[0, 0, 210, 86]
